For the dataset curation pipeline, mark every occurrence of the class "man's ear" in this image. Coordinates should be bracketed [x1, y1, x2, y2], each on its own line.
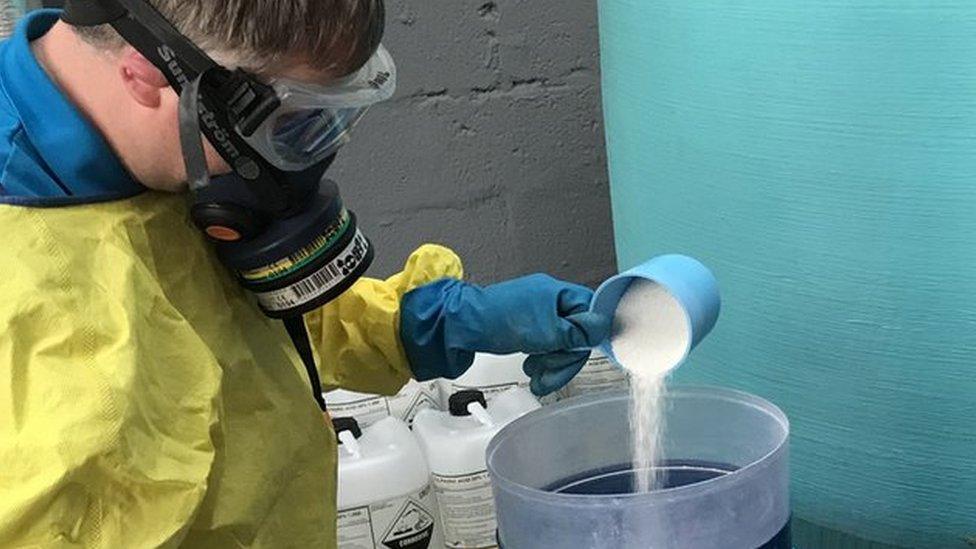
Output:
[119, 47, 169, 108]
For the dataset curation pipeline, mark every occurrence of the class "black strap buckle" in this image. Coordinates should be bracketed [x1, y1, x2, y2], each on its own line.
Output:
[223, 70, 281, 137]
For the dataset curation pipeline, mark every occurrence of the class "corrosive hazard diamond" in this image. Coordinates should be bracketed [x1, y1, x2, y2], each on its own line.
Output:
[381, 500, 436, 549]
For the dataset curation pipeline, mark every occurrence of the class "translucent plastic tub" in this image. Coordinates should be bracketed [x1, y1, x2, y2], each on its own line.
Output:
[486, 386, 790, 549]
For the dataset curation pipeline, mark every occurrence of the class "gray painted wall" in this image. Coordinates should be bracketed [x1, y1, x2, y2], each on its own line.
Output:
[332, 0, 617, 287]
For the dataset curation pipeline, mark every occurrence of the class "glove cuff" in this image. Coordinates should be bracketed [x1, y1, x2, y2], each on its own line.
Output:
[400, 278, 477, 381]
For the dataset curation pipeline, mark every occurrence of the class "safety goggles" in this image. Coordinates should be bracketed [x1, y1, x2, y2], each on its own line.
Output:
[241, 44, 397, 171]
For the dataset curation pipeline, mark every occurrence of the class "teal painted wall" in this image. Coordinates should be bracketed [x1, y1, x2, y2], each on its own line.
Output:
[598, 1, 976, 547]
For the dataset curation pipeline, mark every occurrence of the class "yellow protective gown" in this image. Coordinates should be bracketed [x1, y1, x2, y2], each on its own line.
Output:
[0, 192, 462, 548]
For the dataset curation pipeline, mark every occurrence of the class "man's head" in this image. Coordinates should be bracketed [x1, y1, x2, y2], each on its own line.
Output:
[34, 0, 384, 191]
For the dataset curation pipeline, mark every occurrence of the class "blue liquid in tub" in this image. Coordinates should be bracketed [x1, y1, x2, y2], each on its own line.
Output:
[545, 460, 791, 549]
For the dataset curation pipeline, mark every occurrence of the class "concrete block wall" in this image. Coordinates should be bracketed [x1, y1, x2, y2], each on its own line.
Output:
[332, 0, 617, 287]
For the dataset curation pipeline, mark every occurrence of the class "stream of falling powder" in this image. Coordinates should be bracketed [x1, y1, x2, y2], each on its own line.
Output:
[611, 279, 689, 493]
[629, 374, 666, 492]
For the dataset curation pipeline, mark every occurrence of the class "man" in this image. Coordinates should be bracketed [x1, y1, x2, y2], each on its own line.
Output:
[0, 1, 610, 547]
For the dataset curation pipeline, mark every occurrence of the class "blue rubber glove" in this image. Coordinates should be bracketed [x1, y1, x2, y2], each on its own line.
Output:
[400, 274, 612, 396]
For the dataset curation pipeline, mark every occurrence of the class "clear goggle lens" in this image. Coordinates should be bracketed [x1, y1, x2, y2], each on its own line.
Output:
[241, 44, 396, 171]
[269, 106, 366, 166]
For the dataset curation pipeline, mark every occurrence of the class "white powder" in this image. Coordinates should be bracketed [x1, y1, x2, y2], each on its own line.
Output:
[611, 279, 690, 493]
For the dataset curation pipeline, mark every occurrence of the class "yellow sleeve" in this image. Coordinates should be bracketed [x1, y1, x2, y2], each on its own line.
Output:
[305, 244, 464, 396]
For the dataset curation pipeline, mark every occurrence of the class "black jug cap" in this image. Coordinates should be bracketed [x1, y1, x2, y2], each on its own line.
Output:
[332, 416, 363, 442]
[449, 390, 488, 417]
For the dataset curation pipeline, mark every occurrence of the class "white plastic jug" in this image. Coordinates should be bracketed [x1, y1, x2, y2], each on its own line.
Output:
[326, 379, 441, 428]
[412, 388, 540, 549]
[436, 353, 530, 406]
[335, 416, 445, 549]
[559, 349, 629, 399]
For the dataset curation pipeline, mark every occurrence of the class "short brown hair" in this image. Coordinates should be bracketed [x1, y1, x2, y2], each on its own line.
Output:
[73, 0, 385, 77]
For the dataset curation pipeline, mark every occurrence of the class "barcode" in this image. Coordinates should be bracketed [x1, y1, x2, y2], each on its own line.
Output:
[289, 261, 342, 300]
[255, 230, 368, 312]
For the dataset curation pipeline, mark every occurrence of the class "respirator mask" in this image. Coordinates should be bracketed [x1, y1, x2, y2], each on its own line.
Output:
[63, 0, 395, 411]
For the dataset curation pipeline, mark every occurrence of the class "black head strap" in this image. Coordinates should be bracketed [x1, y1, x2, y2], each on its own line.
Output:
[62, 0, 126, 26]
[61, 0, 292, 212]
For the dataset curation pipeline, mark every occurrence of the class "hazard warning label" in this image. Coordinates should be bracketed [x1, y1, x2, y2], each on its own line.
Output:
[431, 471, 498, 548]
[338, 484, 443, 549]
[389, 381, 440, 427]
[381, 500, 437, 549]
